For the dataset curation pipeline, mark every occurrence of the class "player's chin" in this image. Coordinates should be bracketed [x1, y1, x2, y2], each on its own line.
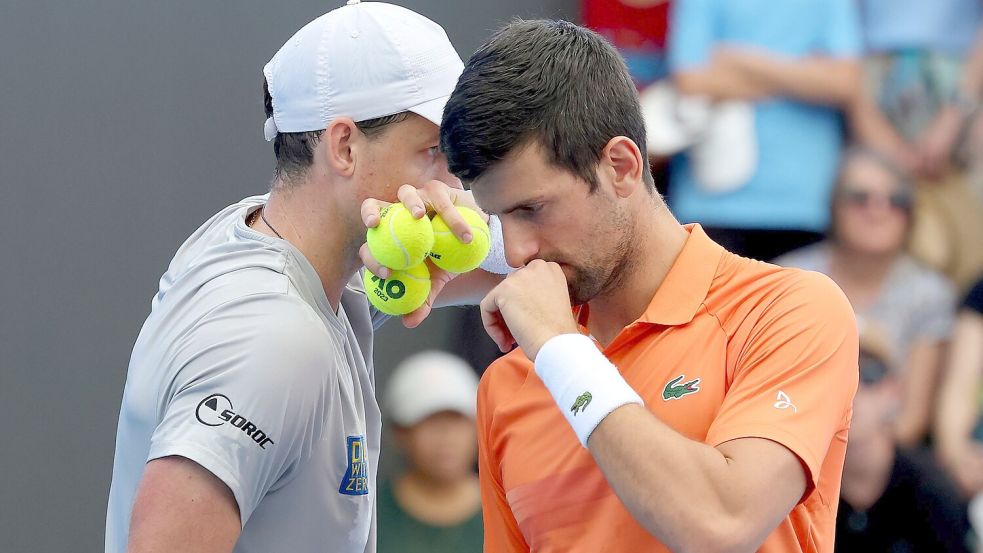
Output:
[567, 272, 607, 305]
[566, 282, 589, 306]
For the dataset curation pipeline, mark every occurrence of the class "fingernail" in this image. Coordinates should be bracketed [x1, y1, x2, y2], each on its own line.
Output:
[462, 232, 473, 243]
[413, 207, 425, 218]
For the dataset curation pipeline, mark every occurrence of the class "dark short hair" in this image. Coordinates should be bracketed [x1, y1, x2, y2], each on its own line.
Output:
[263, 79, 409, 183]
[440, 19, 653, 192]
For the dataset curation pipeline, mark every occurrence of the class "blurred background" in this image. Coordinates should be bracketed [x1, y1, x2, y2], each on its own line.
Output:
[3, 0, 983, 552]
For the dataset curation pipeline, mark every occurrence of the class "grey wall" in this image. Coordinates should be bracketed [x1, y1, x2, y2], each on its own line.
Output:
[0, 1, 575, 550]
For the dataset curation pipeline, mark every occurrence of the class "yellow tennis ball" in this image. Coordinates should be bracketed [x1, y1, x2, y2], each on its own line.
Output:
[428, 207, 491, 273]
[363, 263, 431, 316]
[366, 203, 435, 270]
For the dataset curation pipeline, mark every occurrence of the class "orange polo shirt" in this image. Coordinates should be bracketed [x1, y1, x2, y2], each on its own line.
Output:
[477, 224, 859, 553]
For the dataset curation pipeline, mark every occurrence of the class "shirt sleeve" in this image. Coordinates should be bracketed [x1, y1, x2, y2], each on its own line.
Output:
[668, 0, 717, 71]
[706, 271, 859, 491]
[477, 372, 530, 553]
[147, 294, 338, 526]
[912, 273, 957, 342]
[822, 0, 862, 58]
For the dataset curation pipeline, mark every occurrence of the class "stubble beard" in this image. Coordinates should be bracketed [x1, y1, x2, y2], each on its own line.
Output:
[565, 213, 637, 306]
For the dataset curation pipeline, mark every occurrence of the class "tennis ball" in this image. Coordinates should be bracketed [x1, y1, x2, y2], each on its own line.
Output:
[363, 263, 431, 316]
[428, 207, 491, 273]
[366, 203, 435, 270]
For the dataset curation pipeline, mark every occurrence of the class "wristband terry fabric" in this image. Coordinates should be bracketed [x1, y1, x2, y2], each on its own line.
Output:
[479, 215, 517, 275]
[534, 334, 644, 447]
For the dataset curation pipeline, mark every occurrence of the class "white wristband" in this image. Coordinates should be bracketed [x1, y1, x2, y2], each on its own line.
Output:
[479, 215, 517, 275]
[534, 334, 644, 447]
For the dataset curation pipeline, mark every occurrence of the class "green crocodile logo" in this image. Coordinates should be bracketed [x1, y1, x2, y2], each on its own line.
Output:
[663, 375, 701, 401]
[570, 391, 592, 415]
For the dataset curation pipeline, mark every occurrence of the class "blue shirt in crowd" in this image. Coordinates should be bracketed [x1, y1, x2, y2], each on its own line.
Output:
[668, 0, 861, 233]
[860, 0, 982, 56]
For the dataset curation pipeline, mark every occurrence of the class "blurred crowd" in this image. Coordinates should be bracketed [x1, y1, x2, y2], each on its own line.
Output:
[376, 1, 983, 552]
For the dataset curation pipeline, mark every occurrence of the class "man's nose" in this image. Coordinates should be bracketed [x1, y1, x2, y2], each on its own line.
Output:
[502, 222, 538, 269]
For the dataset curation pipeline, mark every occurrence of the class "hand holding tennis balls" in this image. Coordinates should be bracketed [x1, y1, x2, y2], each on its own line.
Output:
[362, 203, 490, 316]
[361, 184, 492, 319]
[366, 202, 490, 274]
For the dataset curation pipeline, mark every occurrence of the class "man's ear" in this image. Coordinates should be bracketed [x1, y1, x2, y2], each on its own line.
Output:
[323, 117, 359, 177]
[600, 136, 644, 199]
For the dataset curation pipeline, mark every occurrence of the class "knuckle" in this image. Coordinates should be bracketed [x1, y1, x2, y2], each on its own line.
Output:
[435, 196, 454, 211]
[398, 185, 419, 202]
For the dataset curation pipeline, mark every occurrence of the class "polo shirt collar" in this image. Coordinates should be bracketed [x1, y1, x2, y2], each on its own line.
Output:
[637, 223, 723, 326]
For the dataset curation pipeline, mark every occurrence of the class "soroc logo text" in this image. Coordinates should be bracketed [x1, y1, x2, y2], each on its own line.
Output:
[195, 393, 276, 449]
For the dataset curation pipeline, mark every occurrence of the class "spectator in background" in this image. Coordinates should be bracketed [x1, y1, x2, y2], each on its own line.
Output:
[937, 277, 983, 500]
[776, 148, 957, 446]
[665, 0, 862, 261]
[582, 0, 671, 89]
[850, 0, 983, 289]
[837, 329, 972, 553]
[378, 351, 482, 553]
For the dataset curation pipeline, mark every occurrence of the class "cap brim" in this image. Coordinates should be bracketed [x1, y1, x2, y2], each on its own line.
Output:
[408, 95, 450, 126]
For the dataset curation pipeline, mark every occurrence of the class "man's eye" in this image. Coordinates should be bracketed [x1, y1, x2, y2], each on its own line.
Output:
[427, 146, 439, 157]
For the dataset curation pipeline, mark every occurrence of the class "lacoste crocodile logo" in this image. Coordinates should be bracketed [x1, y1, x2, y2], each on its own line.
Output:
[663, 375, 701, 401]
[570, 391, 592, 415]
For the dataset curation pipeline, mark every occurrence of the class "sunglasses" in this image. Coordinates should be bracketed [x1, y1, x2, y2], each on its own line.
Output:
[838, 188, 913, 211]
[859, 352, 890, 385]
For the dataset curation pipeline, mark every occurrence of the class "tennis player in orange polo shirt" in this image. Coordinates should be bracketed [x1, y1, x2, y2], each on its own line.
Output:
[439, 20, 859, 553]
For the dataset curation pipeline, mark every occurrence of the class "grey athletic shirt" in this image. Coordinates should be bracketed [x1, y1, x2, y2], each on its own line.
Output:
[106, 195, 384, 553]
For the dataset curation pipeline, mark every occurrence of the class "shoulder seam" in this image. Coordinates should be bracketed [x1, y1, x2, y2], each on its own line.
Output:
[700, 301, 726, 333]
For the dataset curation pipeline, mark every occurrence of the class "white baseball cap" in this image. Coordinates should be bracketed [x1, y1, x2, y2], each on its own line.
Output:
[383, 351, 479, 427]
[262, 0, 464, 141]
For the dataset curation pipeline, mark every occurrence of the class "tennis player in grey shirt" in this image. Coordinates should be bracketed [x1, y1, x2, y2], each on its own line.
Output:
[105, 3, 506, 552]
[107, 196, 386, 552]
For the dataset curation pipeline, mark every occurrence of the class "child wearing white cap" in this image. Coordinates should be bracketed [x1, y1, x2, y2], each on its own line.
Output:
[105, 3, 505, 553]
[377, 351, 482, 553]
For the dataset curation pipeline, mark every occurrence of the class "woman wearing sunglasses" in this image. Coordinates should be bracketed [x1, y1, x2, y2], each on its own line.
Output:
[776, 147, 958, 446]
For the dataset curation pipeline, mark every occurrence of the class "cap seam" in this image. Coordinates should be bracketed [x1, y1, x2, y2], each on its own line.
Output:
[316, 15, 335, 129]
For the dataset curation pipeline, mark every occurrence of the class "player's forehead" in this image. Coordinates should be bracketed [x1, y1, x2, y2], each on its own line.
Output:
[374, 112, 438, 145]
[470, 142, 560, 213]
